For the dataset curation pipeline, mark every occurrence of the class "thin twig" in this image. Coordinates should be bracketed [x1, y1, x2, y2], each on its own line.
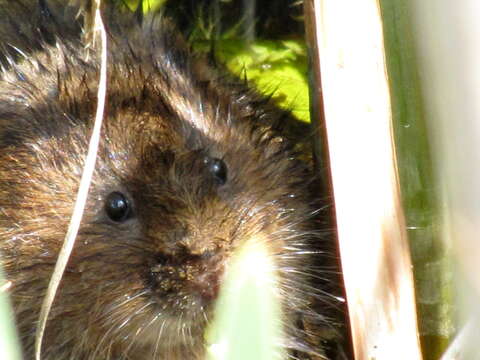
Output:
[34, 2, 108, 359]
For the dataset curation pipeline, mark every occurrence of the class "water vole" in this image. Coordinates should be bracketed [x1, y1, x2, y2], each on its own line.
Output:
[0, 1, 342, 358]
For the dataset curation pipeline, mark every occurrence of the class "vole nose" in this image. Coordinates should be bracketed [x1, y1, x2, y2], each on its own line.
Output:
[180, 248, 222, 301]
[188, 265, 221, 301]
[150, 248, 224, 303]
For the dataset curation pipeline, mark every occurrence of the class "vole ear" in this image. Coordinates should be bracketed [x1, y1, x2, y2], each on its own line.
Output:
[141, 30, 231, 144]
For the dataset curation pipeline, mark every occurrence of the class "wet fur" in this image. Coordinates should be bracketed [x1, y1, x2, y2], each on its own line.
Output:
[0, 1, 342, 359]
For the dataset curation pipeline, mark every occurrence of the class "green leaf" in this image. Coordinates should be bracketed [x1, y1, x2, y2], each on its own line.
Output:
[216, 39, 310, 123]
[121, 0, 166, 12]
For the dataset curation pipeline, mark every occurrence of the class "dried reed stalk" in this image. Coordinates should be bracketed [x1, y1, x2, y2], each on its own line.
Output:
[304, 0, 422, 358]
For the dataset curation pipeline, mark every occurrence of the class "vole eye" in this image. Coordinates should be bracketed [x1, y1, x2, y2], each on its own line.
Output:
[105, 191, 131, 222]
[204, 157, 228, 185]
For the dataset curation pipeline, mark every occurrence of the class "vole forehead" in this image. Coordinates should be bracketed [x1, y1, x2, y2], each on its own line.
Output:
[0, 22, 284, 170]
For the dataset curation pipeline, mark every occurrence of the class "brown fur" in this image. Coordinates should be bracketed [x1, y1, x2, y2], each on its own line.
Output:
[0, 1, 342, 359]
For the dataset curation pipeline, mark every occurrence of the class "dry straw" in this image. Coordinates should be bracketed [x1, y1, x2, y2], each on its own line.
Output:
[34, 1, 108, 359]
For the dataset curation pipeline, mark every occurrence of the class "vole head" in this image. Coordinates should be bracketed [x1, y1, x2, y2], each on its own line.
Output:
[0, 8, 337, 360]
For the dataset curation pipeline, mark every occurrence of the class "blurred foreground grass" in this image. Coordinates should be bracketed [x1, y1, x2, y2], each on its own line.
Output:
[0, 270, 22, 360]
[205, 240, 284, 360]
[380, 2, 454, 358]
